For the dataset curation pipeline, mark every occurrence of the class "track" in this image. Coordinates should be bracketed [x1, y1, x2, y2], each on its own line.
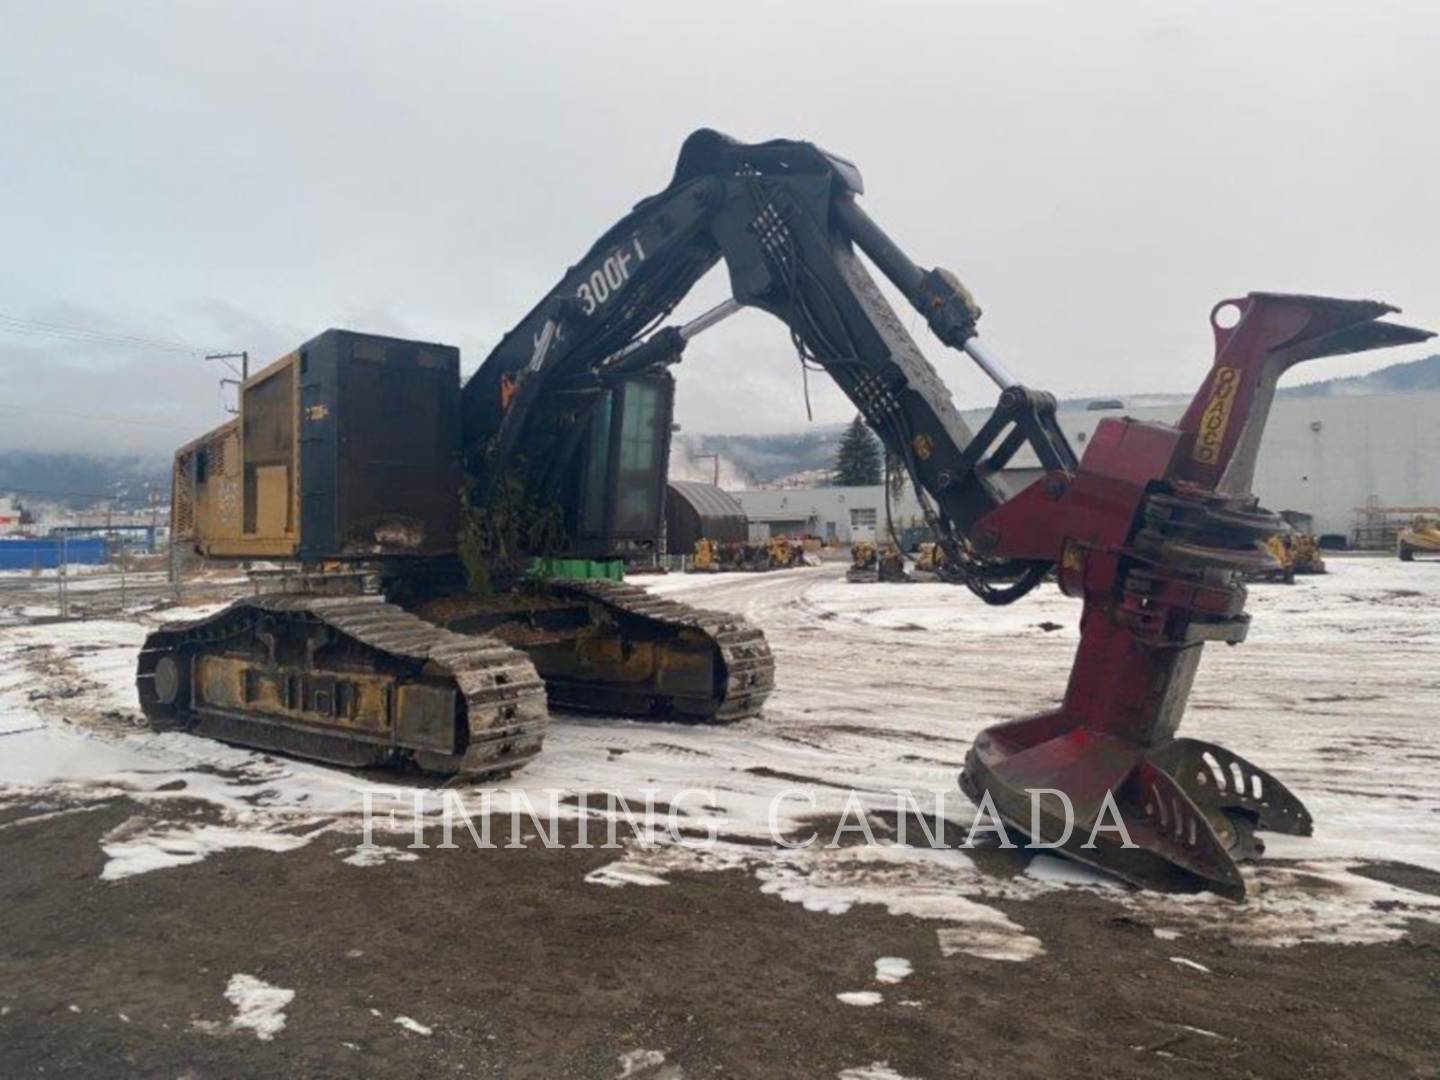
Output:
[551, 578, 775, 722]
[135, 594, 548, 779]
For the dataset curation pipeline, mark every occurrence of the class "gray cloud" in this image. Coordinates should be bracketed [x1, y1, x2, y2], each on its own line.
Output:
[1, 0, 1436, 457]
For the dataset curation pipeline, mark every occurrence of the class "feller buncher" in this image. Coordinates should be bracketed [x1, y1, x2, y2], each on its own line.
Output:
[140, 129, 1431, 896]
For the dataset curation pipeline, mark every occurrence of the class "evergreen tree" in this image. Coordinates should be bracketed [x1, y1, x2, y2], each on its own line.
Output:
[832, 415, 883, 486]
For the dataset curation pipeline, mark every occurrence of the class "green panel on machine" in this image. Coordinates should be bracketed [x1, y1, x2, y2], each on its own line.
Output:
[527, 557, 626, 582]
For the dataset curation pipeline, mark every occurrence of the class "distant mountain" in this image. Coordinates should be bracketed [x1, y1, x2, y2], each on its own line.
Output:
[1055, 353, 1440, 411]
[1277, 353, 1440, 398]
[0, 451, 169, 509]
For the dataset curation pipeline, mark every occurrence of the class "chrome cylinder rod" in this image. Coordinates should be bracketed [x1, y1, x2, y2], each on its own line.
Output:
[963, 337, 1019, 391]
[678, 297, 743, 342]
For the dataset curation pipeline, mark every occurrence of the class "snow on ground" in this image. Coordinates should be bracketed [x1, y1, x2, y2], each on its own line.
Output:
[0, 558, 1438, 963]
[836, 1064, 921, 1080]
[873, 957, 912, 983]
[222, 974, 294, 1041]
[614, 1048, 680, 1078]
[100, 819, 319, 881]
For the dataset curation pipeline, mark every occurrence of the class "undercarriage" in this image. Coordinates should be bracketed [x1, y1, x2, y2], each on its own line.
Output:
[136, 576, 775, 778]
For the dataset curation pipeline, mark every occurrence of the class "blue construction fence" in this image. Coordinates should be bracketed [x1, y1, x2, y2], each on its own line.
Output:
[0, 537, 109, 570]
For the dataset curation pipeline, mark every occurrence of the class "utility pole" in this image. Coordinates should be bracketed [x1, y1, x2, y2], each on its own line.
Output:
[207, 351, 249, 414]
[695, 453, 721, 488]
[58, 530, 68, 620]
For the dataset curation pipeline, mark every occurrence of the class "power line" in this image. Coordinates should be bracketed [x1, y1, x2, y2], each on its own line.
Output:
[0, 311, 218, 356]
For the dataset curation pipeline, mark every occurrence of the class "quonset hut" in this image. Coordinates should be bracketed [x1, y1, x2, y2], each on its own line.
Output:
[665, 481, 747, 554]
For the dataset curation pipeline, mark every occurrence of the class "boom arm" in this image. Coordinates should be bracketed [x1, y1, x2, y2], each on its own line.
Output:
[463, 129, 1073, 600]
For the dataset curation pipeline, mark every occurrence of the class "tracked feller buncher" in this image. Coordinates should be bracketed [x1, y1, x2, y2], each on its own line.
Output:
[140, 130, 1430, 895]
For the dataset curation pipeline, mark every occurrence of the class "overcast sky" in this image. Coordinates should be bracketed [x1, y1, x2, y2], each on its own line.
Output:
[1, 0, 1436, 457]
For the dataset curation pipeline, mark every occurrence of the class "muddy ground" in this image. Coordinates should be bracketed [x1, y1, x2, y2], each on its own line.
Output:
[2, 796, 1439, 1079]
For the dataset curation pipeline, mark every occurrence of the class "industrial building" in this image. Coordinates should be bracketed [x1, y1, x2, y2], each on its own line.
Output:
[732, 388, 1440, 547]
[732, 485, 928, 545]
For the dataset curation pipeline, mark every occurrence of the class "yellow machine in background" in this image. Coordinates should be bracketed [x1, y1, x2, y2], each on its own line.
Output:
[846, 540, 907, 583]
[1399, 517, 1440, 561]
[1289, 531, 1326, 575]
[1247, 510, 1327, 584]
[690, 537, 806, 572]
[1253, 531, 1327, 583]
[914, 542, 948, 575]
[692, 537, 720, 572]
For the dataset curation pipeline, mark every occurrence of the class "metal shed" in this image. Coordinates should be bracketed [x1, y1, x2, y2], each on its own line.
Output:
[665, 481, 747, 554]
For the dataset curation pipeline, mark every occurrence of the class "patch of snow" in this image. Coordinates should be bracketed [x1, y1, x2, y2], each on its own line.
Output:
[393, 1015, 432, 1035]
[1178, 1024, 1224, 1039]
[755, 845, 1046, 963]
[101, 822, 312, 881]
[615, 1048, 679, 1077]
[1169, 957, 1211, 973]
[837, 991, 883, 1007]
[1153, 927, 1182, 941]
[936, 924, 1045, 963]
[586, 861, 669, 888]
[837, 1062, 921, 1080]
[338, 845, 419, 868]
[225, 974, 293, 1041]
[873, 957, 912, 984]
[0, 727, 166, 785]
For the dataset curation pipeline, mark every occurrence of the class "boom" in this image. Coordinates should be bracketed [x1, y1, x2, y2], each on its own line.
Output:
[463, 129, 1072, 601]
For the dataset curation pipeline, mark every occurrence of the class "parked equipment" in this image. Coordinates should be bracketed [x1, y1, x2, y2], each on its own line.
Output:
[691, 537, 806, 572]
[847, 540, 908, 583]
[1399, 517, 1440, 561]
[1249, 531, 1326, 584]
[912, 541, 949, 577]
[141, 129, 1431, 895]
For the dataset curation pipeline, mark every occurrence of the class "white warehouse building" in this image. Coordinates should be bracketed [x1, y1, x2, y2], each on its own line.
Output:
[732, 389, 1440, 546]
[732, 484, 928, 545]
